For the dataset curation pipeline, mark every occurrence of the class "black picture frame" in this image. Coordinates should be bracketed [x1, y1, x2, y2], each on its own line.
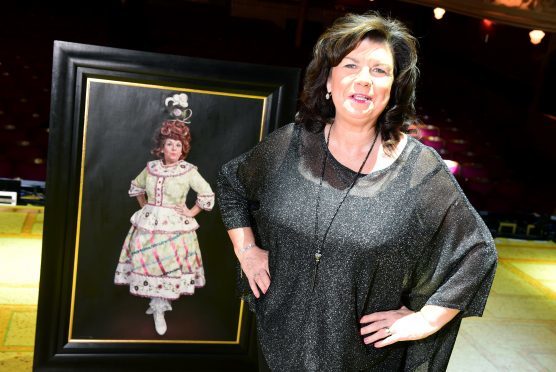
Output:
[34, 41, 300, 371]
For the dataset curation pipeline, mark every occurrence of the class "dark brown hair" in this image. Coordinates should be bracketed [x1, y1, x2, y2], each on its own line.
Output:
[296, 12, 419, 154]
[152, 120, 191, 160]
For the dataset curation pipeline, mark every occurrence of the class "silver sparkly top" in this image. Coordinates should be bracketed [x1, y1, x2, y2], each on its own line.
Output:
[217, 123, 497, 371]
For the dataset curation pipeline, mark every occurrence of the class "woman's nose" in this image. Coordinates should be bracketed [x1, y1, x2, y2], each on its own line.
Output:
[355, 67, 372, 86]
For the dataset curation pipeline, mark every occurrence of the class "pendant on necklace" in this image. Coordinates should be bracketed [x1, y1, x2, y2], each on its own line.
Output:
[311, 124, 379, 292]
[311, 253, 322, 291]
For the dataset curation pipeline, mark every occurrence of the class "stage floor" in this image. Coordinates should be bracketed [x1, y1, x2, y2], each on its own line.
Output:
[449, 238, 556, 371]
[0, 208, 554, 371]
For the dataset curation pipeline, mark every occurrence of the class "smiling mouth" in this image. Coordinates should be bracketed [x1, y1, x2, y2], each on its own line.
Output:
[350, 94, 372, 103]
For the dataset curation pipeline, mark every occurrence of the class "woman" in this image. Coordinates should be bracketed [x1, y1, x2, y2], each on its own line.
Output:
[115, 119, 214, 336]
[218, 13, 496, 371]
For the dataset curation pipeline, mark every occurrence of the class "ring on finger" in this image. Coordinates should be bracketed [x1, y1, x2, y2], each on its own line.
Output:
[384, 327, 392, 336]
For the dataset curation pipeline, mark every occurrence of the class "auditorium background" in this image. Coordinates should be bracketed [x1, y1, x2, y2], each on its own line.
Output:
[0, 0, 555, 371]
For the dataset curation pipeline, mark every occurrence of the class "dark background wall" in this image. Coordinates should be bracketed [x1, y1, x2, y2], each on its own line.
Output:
[1, 0, 554, 214]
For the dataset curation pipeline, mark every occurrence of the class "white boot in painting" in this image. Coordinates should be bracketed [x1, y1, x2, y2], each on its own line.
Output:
[147, 297, 172, 335]
[153, 311, 167, 335]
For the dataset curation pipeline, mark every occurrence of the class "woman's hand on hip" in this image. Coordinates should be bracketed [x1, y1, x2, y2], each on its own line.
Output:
[174, 205, 199, 217]
[359, 306, 439, 348]
[239, 246, 270, 299]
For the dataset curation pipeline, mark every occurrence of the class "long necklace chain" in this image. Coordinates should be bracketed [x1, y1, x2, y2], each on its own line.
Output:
[312, 123, 379, 291]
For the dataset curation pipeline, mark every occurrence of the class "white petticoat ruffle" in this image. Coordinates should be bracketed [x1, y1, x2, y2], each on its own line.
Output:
[130, 204, 199, 233]
[115, 262, 206, 299]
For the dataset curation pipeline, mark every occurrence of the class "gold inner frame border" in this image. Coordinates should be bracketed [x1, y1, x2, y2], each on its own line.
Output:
[68, 77, 268, 344]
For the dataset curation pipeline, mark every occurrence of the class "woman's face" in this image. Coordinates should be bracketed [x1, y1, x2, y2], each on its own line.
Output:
[162, 138, 183, 165]
[326, 38, 395, 127]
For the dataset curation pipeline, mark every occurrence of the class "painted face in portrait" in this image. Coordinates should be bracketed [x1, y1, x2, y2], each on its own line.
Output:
[326, 38, 395, 126]
[163, 138, 183, 165]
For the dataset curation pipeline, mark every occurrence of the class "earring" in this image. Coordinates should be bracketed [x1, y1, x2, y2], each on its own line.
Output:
[325, 91, 331, 100]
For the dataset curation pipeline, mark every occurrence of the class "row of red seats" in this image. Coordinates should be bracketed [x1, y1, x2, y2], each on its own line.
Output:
[0, 158, 46, 180]
[0, 126, 48, 149]
[415, 121, 514, 213]
[417, 112, 552, 215]
[1, 51, 51, 182]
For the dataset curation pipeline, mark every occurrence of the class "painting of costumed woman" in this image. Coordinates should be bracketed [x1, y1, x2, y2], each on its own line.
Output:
[114, 93, 214, 335]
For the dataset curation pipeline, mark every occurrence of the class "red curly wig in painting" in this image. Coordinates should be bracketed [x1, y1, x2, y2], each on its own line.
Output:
[151, 120, 192, 160]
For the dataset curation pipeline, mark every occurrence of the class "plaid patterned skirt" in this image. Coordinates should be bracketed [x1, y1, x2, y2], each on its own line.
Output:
[114, 226, 206, 299]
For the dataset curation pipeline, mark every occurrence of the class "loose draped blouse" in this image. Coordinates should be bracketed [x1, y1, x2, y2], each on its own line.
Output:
[217, 123, 497, 371]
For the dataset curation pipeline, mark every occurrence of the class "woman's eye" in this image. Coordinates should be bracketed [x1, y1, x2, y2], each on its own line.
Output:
[371, 67, 388, 76]
[344, 64, 358, 69]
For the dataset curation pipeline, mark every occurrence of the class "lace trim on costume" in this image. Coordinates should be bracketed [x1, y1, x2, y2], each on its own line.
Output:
[147, 160, 195, 178]
[130, 205, 200, 233]
[129, 181, 145, 197]
[114, 262, 205, 299]
[196, 193, 215, 211]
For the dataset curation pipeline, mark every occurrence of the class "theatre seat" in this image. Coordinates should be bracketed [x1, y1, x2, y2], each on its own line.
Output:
[421, 136, 445, 152]
[0, 128, 28, 147]
[417, 124, 440, 138]
[14, 160, 46, 181]
[5, 144, 45, 162]
[445, 139, 470, 154]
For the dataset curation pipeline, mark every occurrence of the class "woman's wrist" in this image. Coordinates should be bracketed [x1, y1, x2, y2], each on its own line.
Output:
[227, 227, 258, 260]
[189, 204, 202, 217]
[418, 305, 460, 331]
[238, 242, 256, 255]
